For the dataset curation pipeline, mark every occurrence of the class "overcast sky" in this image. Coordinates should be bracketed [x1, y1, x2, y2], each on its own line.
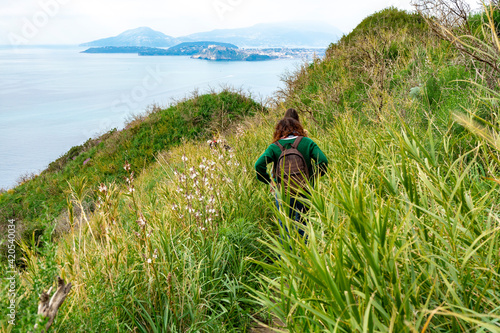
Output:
[0, 0, 481, 45]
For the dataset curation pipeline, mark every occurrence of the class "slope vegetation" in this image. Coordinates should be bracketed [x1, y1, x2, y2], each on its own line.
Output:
[1, 7, 500, 333]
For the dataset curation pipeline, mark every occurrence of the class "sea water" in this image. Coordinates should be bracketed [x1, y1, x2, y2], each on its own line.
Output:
[0, 46, 302, 189]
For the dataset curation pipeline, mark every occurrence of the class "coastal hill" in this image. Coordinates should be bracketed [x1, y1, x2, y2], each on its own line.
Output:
[191, 45, 277, 61]
[81, 42, 239, 56]
[80, 26, 179, 47]
[3, 7, 500, 332]
[80, 42, 311, 61]
[80, 21, 342, 48]
[139, 41, 239, 55]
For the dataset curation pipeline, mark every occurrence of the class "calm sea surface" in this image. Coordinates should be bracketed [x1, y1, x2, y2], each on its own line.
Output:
[0, 46, 301, 189]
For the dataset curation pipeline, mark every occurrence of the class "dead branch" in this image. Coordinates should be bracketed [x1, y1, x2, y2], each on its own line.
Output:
[34, 277, 72, 332]
[413, 0, 500, 79]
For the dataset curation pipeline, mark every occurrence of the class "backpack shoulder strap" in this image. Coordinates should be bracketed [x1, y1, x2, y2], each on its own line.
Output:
[291, 136, 303, 149]
[274, 141, 285, 151]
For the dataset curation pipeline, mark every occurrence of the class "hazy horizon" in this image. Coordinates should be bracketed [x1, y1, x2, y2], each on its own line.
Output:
[0, 0, 414, 46]
[1, 0, 483, 46]
[1, 20, 344, 46]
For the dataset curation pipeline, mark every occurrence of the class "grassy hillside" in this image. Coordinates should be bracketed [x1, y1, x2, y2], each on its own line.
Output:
[0, 91, 264, 252]
[2, 7, 500, 333]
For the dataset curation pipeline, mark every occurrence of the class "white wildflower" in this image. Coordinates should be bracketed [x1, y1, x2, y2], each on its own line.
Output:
[137, 217, 146, 227]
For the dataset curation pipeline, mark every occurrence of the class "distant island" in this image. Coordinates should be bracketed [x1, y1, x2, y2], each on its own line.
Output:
[79, 24, 337, 61]
[191, 45, 277, 61]
[139, 41, 239, 56]
[81, 42, 237, 56]
[81, 42, 324, 61]
[82, 46, 156, 54]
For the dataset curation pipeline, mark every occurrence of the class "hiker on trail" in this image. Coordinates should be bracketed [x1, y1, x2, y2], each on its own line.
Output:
[254, 117, 328, 237]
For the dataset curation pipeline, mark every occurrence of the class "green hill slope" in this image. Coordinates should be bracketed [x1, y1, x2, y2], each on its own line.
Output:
[0, 91, 263, 245]
[2, 7, 500, 333]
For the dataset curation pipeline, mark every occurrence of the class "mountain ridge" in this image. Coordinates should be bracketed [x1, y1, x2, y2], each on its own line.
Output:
[80, 26, 179, 47]
[81, 22, 342, 48]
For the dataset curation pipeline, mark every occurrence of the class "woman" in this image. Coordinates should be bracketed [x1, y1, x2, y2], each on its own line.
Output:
[254, 117, 328, 236]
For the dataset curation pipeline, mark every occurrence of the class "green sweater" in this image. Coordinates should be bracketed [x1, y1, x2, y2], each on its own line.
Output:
[254, 136, 328, 185]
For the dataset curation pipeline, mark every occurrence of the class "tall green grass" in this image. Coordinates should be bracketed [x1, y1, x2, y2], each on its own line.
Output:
[253, 116, 500, 332]
[251, 6, 500, 332]
[3, 6, 500, 333]
[0, 90, 264, 254]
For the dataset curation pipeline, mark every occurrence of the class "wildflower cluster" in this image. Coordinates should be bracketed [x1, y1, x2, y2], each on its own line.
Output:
[124, 161, 135, 194]
[142, 247, 158, 265]
[134, 211, 159, 268]
[170, 145, 245, 234]
[95, 181, 119, 229]
[234, 124, 246, 138]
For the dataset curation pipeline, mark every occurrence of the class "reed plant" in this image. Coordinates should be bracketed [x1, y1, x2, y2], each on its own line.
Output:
[4, 6, 500, 333]
[39, 125, 278, 331]
[253, 115, 500, 331]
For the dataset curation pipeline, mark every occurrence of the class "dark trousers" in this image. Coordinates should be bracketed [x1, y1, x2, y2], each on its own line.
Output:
[275, 195, 308, 238]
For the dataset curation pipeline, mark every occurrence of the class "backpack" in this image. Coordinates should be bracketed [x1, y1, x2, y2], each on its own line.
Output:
[273, 136, 310, 194]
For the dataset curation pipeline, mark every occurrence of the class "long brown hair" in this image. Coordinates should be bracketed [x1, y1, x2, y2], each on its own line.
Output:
[272, 117, 307, 143]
